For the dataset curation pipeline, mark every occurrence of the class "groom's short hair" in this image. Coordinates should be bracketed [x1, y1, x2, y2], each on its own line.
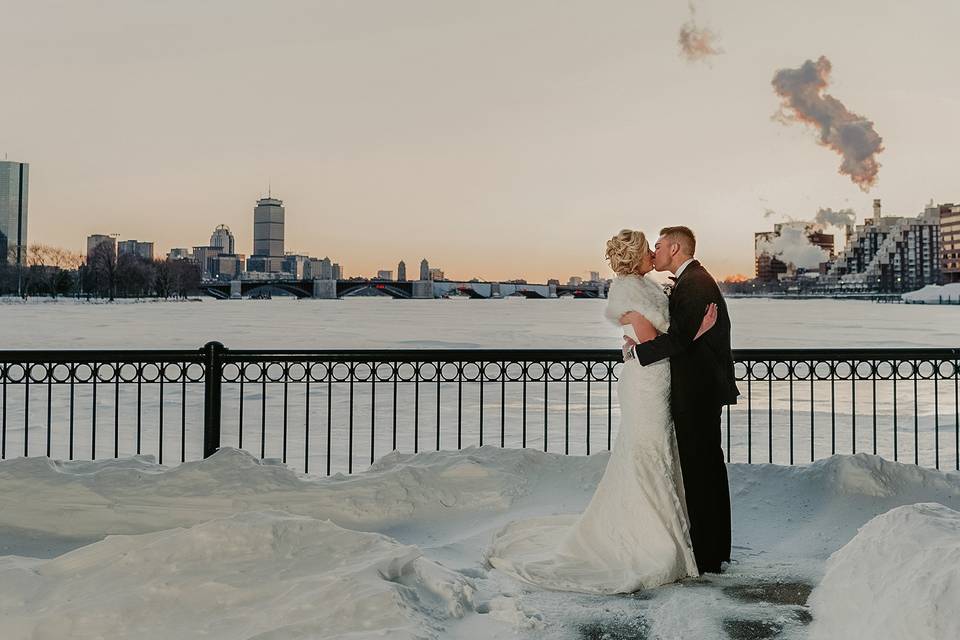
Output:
[659, 226, 696, 256]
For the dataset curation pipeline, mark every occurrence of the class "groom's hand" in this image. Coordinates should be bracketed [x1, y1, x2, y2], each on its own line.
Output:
[622, 336, 637, 361]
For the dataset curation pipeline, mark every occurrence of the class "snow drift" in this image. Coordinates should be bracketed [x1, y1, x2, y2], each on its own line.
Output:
[0, 511, 474, 640]
[808, 502, 960, 640]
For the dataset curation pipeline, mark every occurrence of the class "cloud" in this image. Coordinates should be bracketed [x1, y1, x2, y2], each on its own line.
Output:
[771, 56, 884, 191]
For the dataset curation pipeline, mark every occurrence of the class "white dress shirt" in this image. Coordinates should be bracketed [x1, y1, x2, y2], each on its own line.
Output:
[673, 258, 695, 281]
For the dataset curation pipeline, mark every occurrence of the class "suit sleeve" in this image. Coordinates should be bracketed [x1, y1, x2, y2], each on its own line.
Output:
[632, 277, 716, 366]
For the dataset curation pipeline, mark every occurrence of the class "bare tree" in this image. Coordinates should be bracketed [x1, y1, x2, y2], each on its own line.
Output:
[23, 244, 85, 298]
[170, 259, 202, 298]
[87, 242, 118, 300]
[116, 253, 157, 298]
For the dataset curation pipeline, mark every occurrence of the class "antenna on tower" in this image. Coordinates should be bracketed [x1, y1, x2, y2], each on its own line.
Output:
[268, 179, 272, 199]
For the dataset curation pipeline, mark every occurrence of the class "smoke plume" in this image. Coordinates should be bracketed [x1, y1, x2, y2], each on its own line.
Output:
[814, 207, 856, 227]
[757, 224, 829, 270]
[678, 3, 722, 62]
[771, 56, 884, 191]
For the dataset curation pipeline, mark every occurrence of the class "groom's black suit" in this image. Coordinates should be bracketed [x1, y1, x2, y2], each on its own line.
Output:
[632, 259, 738, 574]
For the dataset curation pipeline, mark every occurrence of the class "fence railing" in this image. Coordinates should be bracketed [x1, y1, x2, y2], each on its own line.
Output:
[1, 344, 958, 474]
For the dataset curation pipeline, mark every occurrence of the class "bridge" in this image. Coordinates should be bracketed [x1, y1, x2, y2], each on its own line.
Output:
[201, 279, 606, 300]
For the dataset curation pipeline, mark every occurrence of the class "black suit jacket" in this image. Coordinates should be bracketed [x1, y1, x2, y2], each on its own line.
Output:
[633, 260, 740, 409]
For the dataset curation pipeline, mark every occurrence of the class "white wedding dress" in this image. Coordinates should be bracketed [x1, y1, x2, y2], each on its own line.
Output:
[487, 274, 698, 594]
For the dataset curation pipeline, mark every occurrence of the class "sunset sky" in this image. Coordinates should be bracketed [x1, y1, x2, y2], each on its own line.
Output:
[2, 0, 958, 281]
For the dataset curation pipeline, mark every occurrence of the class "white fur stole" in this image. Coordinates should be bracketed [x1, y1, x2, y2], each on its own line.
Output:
[603, 275, 670, 334]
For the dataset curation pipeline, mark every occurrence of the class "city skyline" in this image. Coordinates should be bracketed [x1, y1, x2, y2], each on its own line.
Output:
[3, 1, 959, 281]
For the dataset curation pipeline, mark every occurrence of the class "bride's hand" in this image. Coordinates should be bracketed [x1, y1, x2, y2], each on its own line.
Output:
[694, 303, 718, 341]
[620, 311, 658, 342]
[619, 311, 644, 326]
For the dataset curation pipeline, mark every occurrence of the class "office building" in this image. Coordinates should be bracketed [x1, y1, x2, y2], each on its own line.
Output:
[376, 270, 393, 280]
[332, 263, 343, 280]
[86, 234, 116, 263]
[940, 203, 960, 283]
[397, 260, 407, 281]
[307, 256, 333, 280]
[420, 258, 429, 280]
[167, 248, 191, 260]
[210, 224, 236, 254]
[428, 267, 444, 281]
[117, 240, 155, 261]
[282, 254, 310, 279]
[0, 160, 28, 273]
[192, 245, 223, 277]
[253, 197, 284, 256]
[210, 254, 245, 280]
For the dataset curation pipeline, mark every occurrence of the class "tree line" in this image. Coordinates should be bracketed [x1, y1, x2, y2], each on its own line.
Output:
[1, 244, 202, 300]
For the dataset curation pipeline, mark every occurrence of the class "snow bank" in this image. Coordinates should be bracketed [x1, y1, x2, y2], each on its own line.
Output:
[0, 511, 474, 640]
[803, 453, 960, 498]
[901, 282, 960, 303]
[0, 446, 541, 538]
[808, 503, 960, 640]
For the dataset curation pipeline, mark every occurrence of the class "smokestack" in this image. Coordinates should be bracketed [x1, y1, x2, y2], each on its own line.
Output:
[873, 198, 881, 220]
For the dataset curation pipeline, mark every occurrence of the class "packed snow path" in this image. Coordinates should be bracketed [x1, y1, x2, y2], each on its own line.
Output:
[1, 447, 958, 639]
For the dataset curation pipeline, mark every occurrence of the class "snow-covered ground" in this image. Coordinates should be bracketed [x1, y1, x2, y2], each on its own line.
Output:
[1, 447, 958, 639]
[902, 283, 960, 304]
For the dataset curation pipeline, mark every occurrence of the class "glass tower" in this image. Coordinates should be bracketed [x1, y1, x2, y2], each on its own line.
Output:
[0, 160, 29, 270]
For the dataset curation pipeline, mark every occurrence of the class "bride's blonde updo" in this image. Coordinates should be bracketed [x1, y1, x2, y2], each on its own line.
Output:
[605, 229, 649, 276]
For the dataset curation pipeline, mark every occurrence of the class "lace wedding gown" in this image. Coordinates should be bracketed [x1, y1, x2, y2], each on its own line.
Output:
[487, 274, 698, 594]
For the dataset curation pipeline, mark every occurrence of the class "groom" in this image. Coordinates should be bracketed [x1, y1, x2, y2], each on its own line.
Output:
[624, 226, 739, 574]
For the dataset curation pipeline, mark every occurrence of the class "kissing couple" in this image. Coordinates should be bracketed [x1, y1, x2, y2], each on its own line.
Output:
[489, 226, 740, 593]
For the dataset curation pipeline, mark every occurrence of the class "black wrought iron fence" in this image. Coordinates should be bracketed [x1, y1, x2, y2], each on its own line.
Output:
[1, 343, 958, 474]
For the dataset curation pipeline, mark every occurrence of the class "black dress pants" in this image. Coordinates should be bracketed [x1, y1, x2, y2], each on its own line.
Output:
[672, 404, 731, 574]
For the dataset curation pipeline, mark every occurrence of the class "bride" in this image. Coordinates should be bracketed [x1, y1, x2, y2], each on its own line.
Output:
[487, 229, 717, 594]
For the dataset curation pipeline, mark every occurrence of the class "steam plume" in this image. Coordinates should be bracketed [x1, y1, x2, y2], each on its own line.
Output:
[771, 56, 884, 191]
[678, 3, 722, 62]
[757, 223, 829, 270]
[814, 207, 856, 227]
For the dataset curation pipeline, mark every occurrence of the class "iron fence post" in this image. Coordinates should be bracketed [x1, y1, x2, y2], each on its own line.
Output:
[203, 341, 225, 458]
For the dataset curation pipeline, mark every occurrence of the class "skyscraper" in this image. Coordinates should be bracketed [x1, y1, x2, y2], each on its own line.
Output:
[248, 196, 285, 272]
[420, 258, 429, 281]
[0, 161, 29, 293]
[210, 224, 236, 254]
[397, 260, 407, 281]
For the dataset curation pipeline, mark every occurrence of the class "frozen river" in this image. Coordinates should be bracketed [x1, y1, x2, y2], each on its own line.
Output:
[1, 296, 958, 350]
[2, 296, 958, 473]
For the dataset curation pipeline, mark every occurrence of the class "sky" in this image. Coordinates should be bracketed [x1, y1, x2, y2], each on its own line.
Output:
[2, 0, 959, 282]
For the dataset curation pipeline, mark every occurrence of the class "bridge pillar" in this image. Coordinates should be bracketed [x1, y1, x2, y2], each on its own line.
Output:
[412, 280, 433, 299]
[491, 282, 500, 298]
[313, 279, 338, 299]
[230, 280, 241, 299]
[548, 283, 557, 298]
